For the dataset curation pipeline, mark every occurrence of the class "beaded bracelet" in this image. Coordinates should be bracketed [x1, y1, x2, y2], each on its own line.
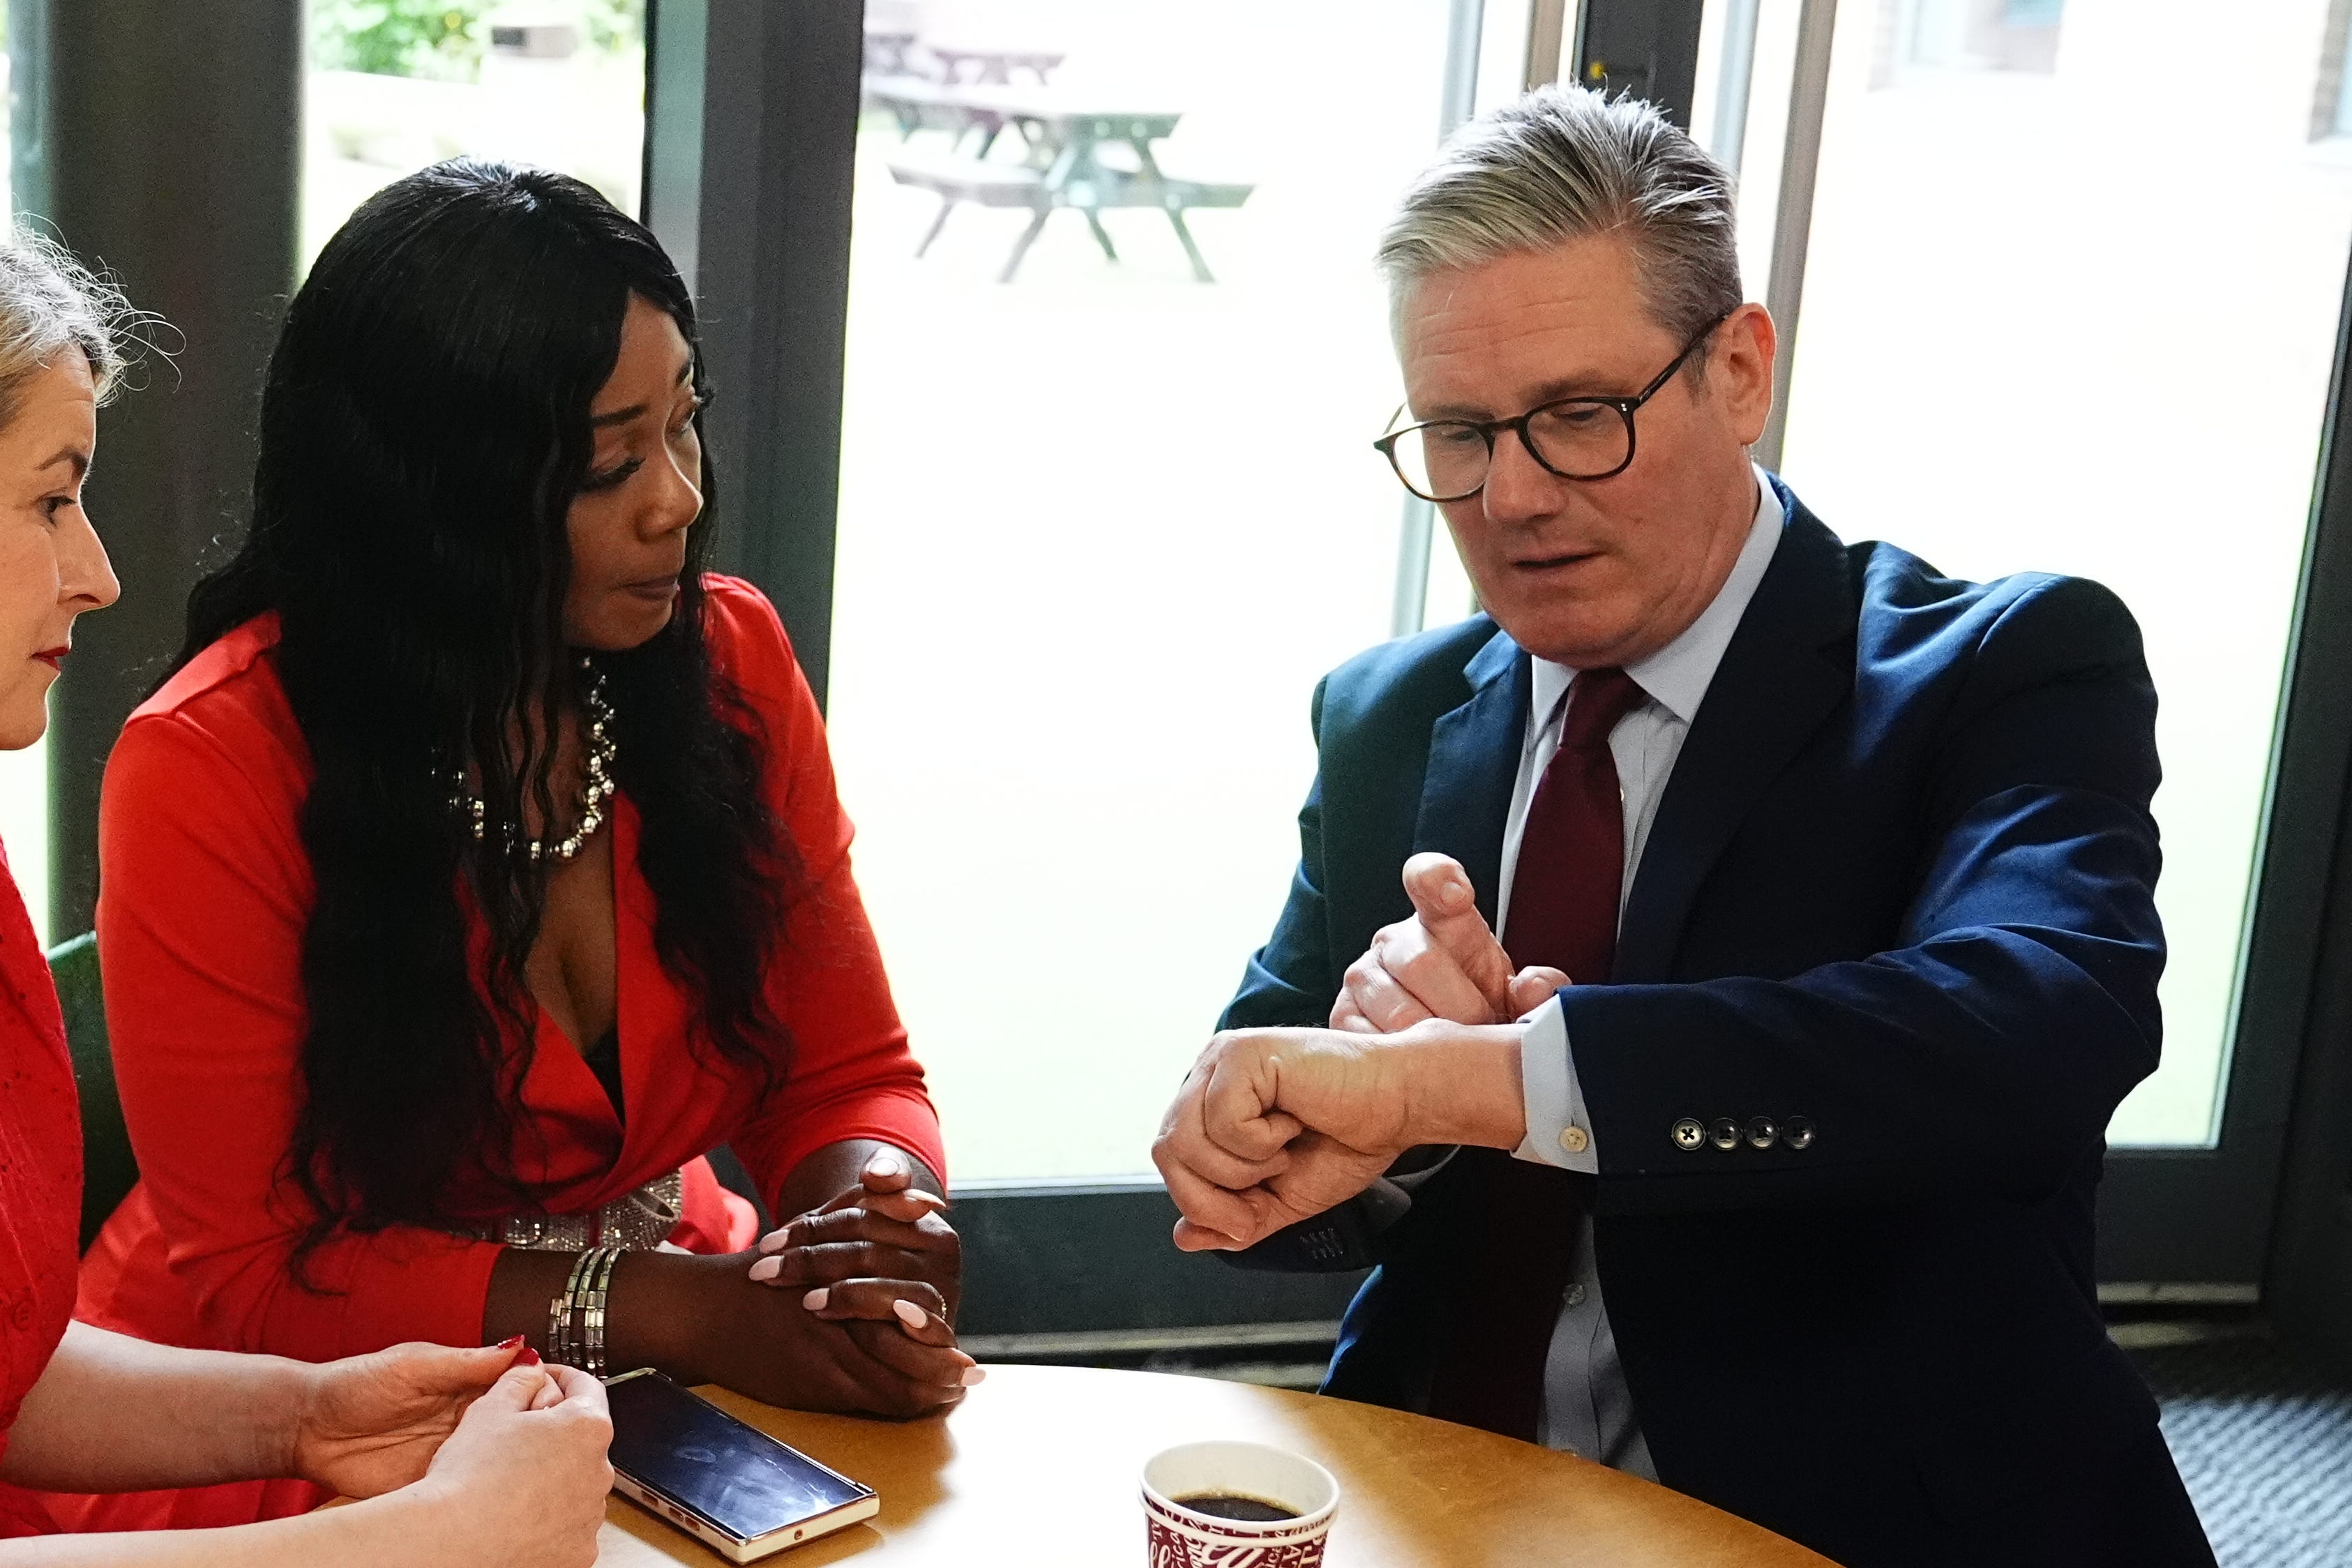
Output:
[548, 1247, 602, 1369]
[548, 1246, 624, 1371]
[579, 1246, 622, 1376]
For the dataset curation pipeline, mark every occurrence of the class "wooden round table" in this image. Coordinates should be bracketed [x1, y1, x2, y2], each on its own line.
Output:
[589, 1364, 1835, 1566]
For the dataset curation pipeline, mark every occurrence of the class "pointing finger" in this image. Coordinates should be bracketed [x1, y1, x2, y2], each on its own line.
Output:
[1399, 853, 1513, 1014]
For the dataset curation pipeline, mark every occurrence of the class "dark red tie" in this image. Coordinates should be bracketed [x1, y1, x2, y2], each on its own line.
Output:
[1424, 668, 1647, 1440]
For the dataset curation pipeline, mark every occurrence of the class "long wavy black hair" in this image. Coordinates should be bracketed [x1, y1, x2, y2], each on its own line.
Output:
[168, 160, 792, 1250]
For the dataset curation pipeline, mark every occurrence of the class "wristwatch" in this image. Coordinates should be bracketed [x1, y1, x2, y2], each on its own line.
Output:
[1214, 1175, 1415, 1273]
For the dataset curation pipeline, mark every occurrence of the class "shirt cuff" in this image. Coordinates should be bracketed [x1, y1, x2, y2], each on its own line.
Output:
[1513, 995, 1599, 1173]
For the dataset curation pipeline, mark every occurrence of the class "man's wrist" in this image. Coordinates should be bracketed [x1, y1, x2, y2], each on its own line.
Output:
[1384, 1019, 1530, 1150]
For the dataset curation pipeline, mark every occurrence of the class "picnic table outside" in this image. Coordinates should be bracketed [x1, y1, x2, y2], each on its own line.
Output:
[871, 82, 1254, 284]
[868, 77, 1013, 153]
[926, 44, 1064, 85]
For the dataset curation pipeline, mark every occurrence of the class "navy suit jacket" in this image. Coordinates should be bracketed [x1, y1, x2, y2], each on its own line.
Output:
[1222, 483, 2207, 1566]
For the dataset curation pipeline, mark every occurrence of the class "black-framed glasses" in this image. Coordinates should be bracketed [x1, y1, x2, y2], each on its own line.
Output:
[1373, 312, 1732, 502]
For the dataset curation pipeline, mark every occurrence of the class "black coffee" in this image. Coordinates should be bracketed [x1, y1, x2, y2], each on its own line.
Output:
[1174, 1493, 1299, 1523]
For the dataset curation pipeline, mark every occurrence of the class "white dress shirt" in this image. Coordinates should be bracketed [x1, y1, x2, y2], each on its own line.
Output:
[1498, 466, 1784, 1475]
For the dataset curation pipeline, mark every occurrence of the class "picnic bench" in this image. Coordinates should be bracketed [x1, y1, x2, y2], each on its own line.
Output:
[876, 86, 1253, 283]
[926, 45, 1064, 85]
[868, 77, 1014, 153]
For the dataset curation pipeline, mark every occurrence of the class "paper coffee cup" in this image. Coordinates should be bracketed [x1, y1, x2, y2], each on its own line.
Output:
[1140, 1440, 1339, 1567]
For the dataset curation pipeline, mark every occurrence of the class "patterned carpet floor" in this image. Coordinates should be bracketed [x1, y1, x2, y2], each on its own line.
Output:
[2133, 1335, 2352, 1567]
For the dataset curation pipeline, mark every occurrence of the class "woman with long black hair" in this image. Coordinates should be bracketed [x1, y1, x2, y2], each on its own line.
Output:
[66, 160, 972, 1532]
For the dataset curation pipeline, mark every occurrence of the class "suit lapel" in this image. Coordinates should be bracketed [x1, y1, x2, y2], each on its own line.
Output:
[1614, 492, 1858, 982]
[1412, 624, 1529, 931]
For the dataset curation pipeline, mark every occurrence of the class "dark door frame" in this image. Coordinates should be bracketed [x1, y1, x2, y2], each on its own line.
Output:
[642, 0, 864, 707]
[2252, 252, 2352, 1362]
[10, 0, 303, 940]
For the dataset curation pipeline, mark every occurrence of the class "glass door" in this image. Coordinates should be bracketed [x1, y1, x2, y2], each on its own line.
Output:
[831, 0, 1471, 1186]
[819, 0, 1532, 1337]
[1724, 0, 2352, 1286]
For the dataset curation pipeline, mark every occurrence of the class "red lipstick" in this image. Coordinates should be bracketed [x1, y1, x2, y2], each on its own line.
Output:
[31, 647, 67, 672]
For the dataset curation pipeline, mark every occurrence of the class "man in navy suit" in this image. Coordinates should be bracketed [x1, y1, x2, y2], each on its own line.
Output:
[1152, 87, 2214, 1567]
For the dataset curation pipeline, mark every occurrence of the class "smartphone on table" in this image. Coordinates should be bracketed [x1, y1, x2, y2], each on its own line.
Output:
[603, 1368, 879, 1562]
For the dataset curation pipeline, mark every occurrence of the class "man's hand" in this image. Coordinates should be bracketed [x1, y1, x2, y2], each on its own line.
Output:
[1152, 1021, 1527, 1252]
[1331, 854, 1569, 1033]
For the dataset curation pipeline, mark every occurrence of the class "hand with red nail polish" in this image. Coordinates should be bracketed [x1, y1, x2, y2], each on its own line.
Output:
[286, 1337, 571, 1500]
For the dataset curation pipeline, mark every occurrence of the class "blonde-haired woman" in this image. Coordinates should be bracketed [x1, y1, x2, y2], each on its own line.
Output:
[0, 232, 611, 1565]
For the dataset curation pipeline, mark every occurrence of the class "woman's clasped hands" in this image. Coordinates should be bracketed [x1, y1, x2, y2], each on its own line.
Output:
[745, 1152, 979, 1419]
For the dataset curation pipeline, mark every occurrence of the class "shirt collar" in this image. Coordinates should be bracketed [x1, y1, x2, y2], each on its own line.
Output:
[1529, 463, 1785, 731]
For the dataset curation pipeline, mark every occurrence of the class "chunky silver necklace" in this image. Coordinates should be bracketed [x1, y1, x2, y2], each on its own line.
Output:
[449, 657, 618, 864]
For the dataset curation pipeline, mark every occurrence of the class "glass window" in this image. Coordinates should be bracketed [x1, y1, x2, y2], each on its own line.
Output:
[828, 1, 1463, 1181]
[1897, 0, 2066, 75]
[1760, 0, 2352, 1145]
[2333, 1, 2352, 140]
[305, 1, 647, 266]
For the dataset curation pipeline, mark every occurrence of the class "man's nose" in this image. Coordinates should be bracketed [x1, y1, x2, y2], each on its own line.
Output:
[1481, 425, 1564, 526]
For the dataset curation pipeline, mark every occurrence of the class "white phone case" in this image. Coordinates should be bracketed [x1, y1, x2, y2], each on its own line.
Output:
[612, 1468, 880, 1562]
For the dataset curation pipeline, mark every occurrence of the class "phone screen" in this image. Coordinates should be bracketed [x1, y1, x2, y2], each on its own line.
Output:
[606, 1371, 871, 1541]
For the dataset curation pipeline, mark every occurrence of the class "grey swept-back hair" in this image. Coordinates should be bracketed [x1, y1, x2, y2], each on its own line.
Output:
[0, 225, 139, 430]
[1380, 86, 1744, 358]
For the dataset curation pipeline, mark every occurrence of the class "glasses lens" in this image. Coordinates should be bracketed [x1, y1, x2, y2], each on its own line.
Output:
[1389, 423, 1487, 501]
[1525, 402, 1632, 480]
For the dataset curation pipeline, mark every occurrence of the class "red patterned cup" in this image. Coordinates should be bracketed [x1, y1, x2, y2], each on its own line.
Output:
[1140, 1440, 1339, 1567]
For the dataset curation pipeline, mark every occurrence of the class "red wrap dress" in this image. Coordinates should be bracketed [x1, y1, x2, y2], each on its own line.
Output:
[57, 575, 944, 1531]
[0, 836, 82, 1538]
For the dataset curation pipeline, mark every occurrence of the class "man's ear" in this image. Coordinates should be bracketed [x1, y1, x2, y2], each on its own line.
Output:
[1719, 302, 1777, 448]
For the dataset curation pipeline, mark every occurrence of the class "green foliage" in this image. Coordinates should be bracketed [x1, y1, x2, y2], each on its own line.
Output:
[312, 0, 642, 82]
[312, 1, 488, 81]
[573, 0, 642, 54]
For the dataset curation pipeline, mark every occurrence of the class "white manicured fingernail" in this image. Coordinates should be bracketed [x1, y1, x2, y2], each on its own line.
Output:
[802, 1287, 829, 1310]
[892, 1299, 928, 1330]
[960, 1366, 988, 1387]
[757, 1229, 790, 1255]
[748, 1256, 781, 1283]
[866, 1154, 904, 1180]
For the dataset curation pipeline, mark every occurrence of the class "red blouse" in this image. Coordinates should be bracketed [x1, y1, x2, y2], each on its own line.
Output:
[0, 837, 80, 1537]
[76, 576, 942, 1364]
